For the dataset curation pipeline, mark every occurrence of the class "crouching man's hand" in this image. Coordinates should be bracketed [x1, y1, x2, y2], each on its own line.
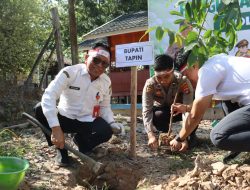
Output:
[147, 132, 158, 150]
[51, 126, 65, 149]
[110, 122, 125, 135]
[170, 137, 188, 152]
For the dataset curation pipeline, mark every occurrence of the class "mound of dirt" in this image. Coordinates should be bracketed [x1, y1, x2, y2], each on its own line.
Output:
[75, 161, 141, 190]
[163, 155, 250, 190]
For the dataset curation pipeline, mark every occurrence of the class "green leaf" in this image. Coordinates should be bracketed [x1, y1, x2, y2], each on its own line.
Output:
[191, 0, 196, 10]
[220, 19, 226, 30]
[155, 26, 164, 41]
[206, 36, 216, 47]
[213, 30, 221, 37]
[203, 30, 212, 39]
[174, 19, 186, 24]
[186, 31, 198, 43]
[140, 26, 157, 42]
[197, 39, 208, 55]
[196, 0, 201, 10]
[175, 34, 183, 48]
[184, 42, 198, 52]
[168, 30, 175, 46]
[175, 0, 186, 7]
[213, 14, 219, 22]
[185, 3, 192, 20]
[222, 0, 234, 5]
[187, 48, 198, 67]
[179, 24, 189, 33]
[197, 54, 207, 67]
[191, 0, 198, 20]
[170, 10, 183, 16]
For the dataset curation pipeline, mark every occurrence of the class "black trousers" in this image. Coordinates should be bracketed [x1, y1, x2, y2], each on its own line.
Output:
[152, 106, 197, 137]
[34, 103, 113, 153]
[210, 101, 250, 152]
[153, 106, 181, 132]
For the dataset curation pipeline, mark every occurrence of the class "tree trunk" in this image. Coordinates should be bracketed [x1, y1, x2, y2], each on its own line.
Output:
[25, 29, 55, 86]
[38, 44, 56, 89]
[68, 0, 78, 65]
[51, 7, 64, 71]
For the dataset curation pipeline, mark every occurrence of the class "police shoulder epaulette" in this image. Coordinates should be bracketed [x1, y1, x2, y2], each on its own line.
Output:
[63, 71, 70, 78]
[180, 81, 190, 94]
[146, 79, 154, 93]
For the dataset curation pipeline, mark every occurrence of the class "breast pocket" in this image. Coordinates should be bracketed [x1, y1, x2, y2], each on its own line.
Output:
[64, 86, 81, 97]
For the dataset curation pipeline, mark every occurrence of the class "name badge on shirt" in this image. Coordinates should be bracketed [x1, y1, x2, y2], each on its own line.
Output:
[69, 86, 80, 90]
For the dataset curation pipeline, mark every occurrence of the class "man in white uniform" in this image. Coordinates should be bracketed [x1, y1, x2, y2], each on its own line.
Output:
[170, 51, 250, 162]
[34, 43, 124, 166]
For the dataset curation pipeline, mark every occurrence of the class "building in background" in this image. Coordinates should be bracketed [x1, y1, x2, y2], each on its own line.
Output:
[79, 11, 149, 104]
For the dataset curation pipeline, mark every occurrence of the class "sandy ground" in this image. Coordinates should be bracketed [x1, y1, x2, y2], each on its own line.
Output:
[1, 117, 249, 190]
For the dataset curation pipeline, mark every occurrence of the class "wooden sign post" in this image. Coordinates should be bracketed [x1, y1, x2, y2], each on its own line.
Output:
[116, 41, 154, 158]
[130, 66, 137, 158]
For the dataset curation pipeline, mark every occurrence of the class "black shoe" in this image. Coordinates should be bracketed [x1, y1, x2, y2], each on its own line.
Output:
[55, 149, 70, 167]
[223, 151, 241, 164]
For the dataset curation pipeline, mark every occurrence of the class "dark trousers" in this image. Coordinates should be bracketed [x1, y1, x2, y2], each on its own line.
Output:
[153, 106, 197, 137]
[210, 101, 250, 152]
[34, 103, 113, 153]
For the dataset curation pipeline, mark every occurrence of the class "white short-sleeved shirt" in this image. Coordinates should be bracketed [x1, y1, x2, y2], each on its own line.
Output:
[195, 54, 250, 106]
[41, 64, 114, 128]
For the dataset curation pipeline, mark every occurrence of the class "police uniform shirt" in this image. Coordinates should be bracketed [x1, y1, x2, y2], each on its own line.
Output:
[41, 64, 114, 128]
[142, 71, 194, 133]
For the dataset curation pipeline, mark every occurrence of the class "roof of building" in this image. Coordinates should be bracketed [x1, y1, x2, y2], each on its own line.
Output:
[82, 11, 148, 40]
[78, 37, 108, 51]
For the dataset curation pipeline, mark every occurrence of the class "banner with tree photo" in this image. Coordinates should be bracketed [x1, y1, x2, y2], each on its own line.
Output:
[148, 0, 250, 70]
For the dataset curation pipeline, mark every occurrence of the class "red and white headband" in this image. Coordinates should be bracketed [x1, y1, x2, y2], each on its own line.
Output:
[88, 49, 110, 60]
[154, 67, 174, 76]
[179, 63, 188, 73]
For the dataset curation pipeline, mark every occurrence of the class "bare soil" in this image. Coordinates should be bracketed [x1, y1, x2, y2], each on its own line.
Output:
[1, 117, 250, 190]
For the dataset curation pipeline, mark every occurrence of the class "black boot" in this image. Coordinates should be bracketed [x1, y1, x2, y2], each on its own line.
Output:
[55, 148, 69, 167]
[223, 151, 241, 164]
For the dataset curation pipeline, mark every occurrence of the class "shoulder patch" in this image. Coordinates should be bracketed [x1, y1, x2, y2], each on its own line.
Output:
[146, 84, 154, 93]
[63, 71, 70, 78]
[180, 81, 190, 94]
[145, 78, 155, 93]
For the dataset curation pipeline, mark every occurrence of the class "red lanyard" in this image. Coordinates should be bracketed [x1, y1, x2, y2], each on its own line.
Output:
[92, 92, 100, 118]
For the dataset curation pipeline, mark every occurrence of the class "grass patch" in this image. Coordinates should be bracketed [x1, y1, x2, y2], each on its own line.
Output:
[0, 128, 32, 157]
[167, 152, 194, 172]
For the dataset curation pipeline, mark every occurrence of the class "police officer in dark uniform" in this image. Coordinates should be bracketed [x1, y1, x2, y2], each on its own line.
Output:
[142, 54, 196, 150]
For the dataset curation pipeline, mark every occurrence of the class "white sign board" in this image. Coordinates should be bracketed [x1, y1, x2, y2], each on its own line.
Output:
[115, 41, 154, 68]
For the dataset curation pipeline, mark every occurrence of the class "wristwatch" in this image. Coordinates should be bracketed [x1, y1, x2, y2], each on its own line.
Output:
[175, 134, 185, 142]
